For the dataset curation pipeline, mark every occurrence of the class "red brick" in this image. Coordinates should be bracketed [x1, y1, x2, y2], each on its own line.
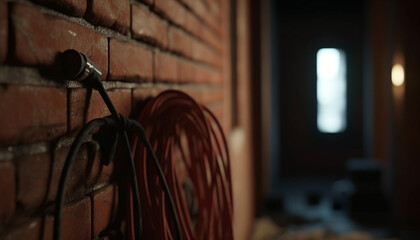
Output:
[183, 90, 203, 104]
[131, 4, 168, 48]
[136, 0, 153, 6]
[202, 0, 212, 7]
[169, 27, 192, 57]
[200, 26, 222, 52]
[0, 218, 43, 240]
[207, 0, 220, 16]
[43, 197, 91, 240]
[218, 1, 228, 40]
[154, 0, 186, 27]
[92, 185, 118, 236]
[178, 0, 194, 8]
[68, 88, 132, 133]
[188, 0, 220, 34]
[132, 88, 160, 103]
[200, 9, 221, 34]
[84, 0, 130, 34]
[178, 60, 195, 83]
[189, 0, 207, 23]
[86, 153, 114, 190]
[184, 89, 223, 106]
[30, 0, 86, 17]
[10, 3, 108, 79]
[192, 40, 221, 68]
[109, 39, 153, 82]
[202, 0, 219, 14]
[0, 162, 15, 226]
[154, 52, 178, 82]
[0, 85, 67, 146]
[15, 145, 99, 210]
[0, 0, 7, 64]
[184, 11, 202, 38]
[195, 65, 221, 83]
[184, 11, 222, 53]
[209, 104, 223, 120]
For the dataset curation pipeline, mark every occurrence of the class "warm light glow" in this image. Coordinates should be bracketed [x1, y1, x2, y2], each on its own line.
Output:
[392, 64, 405, 87]
[317, 48, 347, 133]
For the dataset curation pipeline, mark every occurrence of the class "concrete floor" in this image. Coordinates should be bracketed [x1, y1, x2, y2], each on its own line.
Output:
[252, 176, 398, 240]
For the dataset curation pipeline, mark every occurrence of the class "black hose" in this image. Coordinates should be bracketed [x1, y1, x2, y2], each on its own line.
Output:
[93, 82, 143, 240]
[52, 115, 144, 240]
[53, 118, 109, 240]
[55, 49, 182, 240]
[121, 130, 143, 239]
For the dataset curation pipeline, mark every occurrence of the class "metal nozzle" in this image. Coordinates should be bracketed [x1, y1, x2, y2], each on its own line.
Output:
[62, 49, 102, 81]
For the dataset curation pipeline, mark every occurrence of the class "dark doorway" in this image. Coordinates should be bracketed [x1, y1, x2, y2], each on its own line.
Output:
[278, 0, 365, 176]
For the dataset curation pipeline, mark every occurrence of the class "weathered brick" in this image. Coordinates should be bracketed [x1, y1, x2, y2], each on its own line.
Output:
[169, 27, 192, 57]
[0, 85, 67, 146]
[184, 11, 201, 38]
[188, 0, 207, 24]
[30, 0, 86, 17]
[131, 4, 168, 48]
[207, 0, 220, 16]
[0, 0, 7, 64]
[195, 65, 221, 84]
[200, 25, 222, 52]
[86, 153, 114, 190]
[154, 52, 178, 82]
[92, 185, 118, 236]
[192, 40, 221, 68]
[209, 104, 223, 120]
[219, 0, 228, 33]
[0, 218, 43, 240]
[184, 11, 222, 53]
[198, 1, 220, 34]
[188, 0, 220, 34]
[202, 0, 212, 7]
[15, 145, 100, 210]
[178, 60, 195, 83]
[202, 0, 221, 17]
[0, 162, 15, 226]
[109, 39, 153, 82]
[184, 89, 223, 106]
[43, 197, 91, 240]
[84, 0, 130, 34]
[68, 88, 132, 133]
[137, 0, 153, 6]
[178, 0, 194, 8]
[10, 3, 108, 79]
[154, 0, 186, 27]
[132, 88, 160, 103]
[183, 89, 203, 104]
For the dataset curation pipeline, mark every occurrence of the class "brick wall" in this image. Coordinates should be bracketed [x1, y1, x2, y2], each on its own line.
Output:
[0, 0, 230, 239]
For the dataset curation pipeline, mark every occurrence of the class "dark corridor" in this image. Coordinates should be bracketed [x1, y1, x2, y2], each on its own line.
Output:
[259, 0, 420, 239]
[278, 0, 365, 177]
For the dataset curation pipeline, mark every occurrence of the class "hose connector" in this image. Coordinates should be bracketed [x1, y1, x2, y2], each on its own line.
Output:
[62, 49, 102, 82]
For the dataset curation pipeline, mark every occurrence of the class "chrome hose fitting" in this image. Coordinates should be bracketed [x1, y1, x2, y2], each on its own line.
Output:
[62, 49, 102, 82]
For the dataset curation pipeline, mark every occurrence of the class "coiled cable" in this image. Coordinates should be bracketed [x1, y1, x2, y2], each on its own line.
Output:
[128, 90, 233, 240]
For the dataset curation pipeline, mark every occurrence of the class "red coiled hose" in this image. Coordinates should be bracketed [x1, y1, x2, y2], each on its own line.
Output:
[128, 90, 233, 240]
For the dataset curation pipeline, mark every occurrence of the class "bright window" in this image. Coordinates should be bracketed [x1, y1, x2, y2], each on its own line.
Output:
[316, 48, 347, 133]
